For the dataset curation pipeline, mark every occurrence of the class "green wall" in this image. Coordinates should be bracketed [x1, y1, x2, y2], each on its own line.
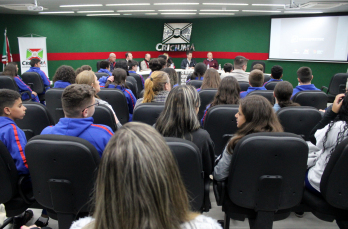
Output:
[1, 14, 347, 88]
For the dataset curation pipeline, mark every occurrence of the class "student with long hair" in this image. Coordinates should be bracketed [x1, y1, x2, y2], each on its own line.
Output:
[134, 71, 171, 108]
[75, 70, 121, 128]
[70, 122, 221, 229]
[214, 95, 284, 180]
[52, 65, 76, 88]
[187, 62, 206, 81]
[273, 81, 300, 112]
[155, 85, 215, 183]
[3, 63, 39, 102]
[197, 68, 221, 92]
[201, 77, 240, 125]
[162, 67, 179, 88]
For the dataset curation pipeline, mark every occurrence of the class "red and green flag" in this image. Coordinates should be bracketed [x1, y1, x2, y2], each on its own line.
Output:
[2, 28, 13, 66]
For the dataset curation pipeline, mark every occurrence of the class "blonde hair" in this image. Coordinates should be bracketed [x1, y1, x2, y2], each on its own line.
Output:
[75, 70, 95, 86]
[143, 71, 169, 103]
[91, 122, 194, 229]
[200, 68, 221, 90]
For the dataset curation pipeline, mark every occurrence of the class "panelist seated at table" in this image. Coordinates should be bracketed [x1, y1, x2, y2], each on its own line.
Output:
[203, 52, 218, 70]
[181, 51, 196, 69]
[140, 53, 151, 71]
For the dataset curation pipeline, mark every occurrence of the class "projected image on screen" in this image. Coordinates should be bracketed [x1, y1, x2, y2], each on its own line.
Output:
[269, 16, 348, 62]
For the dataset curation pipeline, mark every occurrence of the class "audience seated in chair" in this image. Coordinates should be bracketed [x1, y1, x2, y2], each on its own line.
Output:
[162, 67, 179, 88]
[197, 68, 221, 92]
[292, 66, 320, 98]
[128, 60, 145, 89]
[201, 77, 240, 126]
[273, 81, 300, 112]
[230, 56, 249, 83]
[52, 65, 76, 89]
[252, 63, 264, 72]
[240, 69, 266, 98]
[214, 95, 283, 181]
[220, 63, 233, 80]
[75, 70, 121, 128]
[41, 84, 113, 157]
[25, 58, 50, 94]
[97, 61, 113, 87]
[264, 65, 283, 85]
[75, 65, 92, 76]
[3, 63, 39, 103]
[187, 62, 207, 82]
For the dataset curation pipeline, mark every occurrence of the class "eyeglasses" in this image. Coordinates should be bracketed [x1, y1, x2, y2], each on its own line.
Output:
[83, 101, 99, 112]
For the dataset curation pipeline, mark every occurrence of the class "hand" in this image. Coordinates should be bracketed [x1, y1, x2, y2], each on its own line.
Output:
[21, 225, 40, 229]
[319, 109, 326, 113]
[32, 91, 37, 96]
[107, 76, 114, 82]
[332, 93, 345, 113]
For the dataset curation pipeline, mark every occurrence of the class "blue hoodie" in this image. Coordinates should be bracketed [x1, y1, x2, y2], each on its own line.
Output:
[53, 80, 71, 89]
[240, 86, 267, 98]
[264, 78, 283, 86]
[292, 84, 320, 97]
[26, 67, 51, 91]
[41, 117, 113, 157]
[14, 76, 40, 102]
[129, 70, 145, 88]
[98, 69, 113, 87]
[105, 85, 136, 121]
[0, 117, 29, 175]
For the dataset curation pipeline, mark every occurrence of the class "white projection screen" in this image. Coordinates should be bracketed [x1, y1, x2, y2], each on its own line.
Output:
[269, 16, 348, 62]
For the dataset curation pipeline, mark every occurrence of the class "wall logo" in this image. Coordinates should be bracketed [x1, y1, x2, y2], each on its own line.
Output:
[156, 23, 195, 52]
[26, 48, 43, 60]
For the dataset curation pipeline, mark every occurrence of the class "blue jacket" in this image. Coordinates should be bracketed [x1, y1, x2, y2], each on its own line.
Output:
[186, 76, 204, 83]
[201, 104, 211, 126]
[292, 84, 320, 97]
[41, 117, 113, 157]
[264, 78, 283, 86]
[26, 67, 51, 91]
[53, 80, 71, 89]
[14, 76, 39, 102]
[240, 86, 267, 98]
[197, 88, 201, 92]
[129, 71, 145, 88]
[105, 85, 136, 121]
[0, 117, 29, 175]
[98, 69, 112, 76]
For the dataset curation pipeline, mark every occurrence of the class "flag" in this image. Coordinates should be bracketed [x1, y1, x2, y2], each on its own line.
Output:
[2, 28, 13, 66]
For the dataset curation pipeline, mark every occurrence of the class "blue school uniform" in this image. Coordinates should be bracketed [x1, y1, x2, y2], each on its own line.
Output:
[240, 86, 267, 98]
[0, 117, 29, 175]
[186, 76, 204, 83]
[197, 88, 201, 92]
[98, 69, 113, 88]
[53, 80, 71, 89]
[98, 68, 112, 76]
[201, 104, 211, 126]
[41, 117, 113, 157]
[26, 67, 50, 91]
[264, 78, 283, 86]
[292, 84, 320, 97]
[14, 76, 39, 102]
[129, 70, 145, 88]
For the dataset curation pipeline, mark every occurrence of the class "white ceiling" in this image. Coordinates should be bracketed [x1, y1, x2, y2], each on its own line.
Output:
[0, 0, 347, 18]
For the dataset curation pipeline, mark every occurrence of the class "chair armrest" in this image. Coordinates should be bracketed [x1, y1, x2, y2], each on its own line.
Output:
[321, 86, 328, 93]
[18, 175, 35, 204]
[213, 179, 226, 206]
[20, 90, 32, 101]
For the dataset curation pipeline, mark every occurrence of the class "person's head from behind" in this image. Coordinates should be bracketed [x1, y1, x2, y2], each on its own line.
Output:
[99, 61, 110, 71]
[62, 84, 96, 119]
[156, 85, 201, 137]
[149, 58, 164, 72]
[76, 70, 100, 94]
[224, 63, 233, 73]
[162, 68, 178, 88]
[227, 95, 283, 153]
[93, 122, 190, 229]
[234, 56, 248, 71]
[207, 52, 213, 60]
[3, 63, 18, 77]
[158, 54, 167, 61]
[191, 62, 207, 80]
[128, 60, 138, 72]
[186, 51, 193, 60]
[274, 81, 299, 108]
[109, 53, 116, 62]
[30, 58, 41, 68]
[0, 89, 26, 121]
[112, 68, 127, 87]
[201, 68, 221, 90]
[53, 65, 76, 84]
[211, 76, 240, 107]
[115, 60, 129, 74]
[145, 53, 151, 61]
[297, 66, 313, 84]
[253, 64, 264, 72]
[125, 52, 133, 60]
[249, 69, 264, 87]
[143, 71, 170, 103]
[271, 65, 283, 80]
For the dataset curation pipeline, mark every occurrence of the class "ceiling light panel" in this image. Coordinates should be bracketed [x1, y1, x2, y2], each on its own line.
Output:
[117, 10, 155, 12]
[158, 10, 197, 11]
[87, 13, 120, 16]
[199, 13, 235, 15]
[60, 4, 103, 7]
[252, 4, 286, 6]
[200, 9, 238, 11]
[39, 11, 74, 14]
[242, 10, 281, 12]
[161, 13, 197, 14]
[77, 10, 114, 13]
[106, 3, 150, 6]
[203, 3, 248, 5]
[154, 3, 199, 5]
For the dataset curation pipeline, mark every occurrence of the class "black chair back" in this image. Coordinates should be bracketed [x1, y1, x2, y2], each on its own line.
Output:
[95, 72, 109, 80]
[129, 73, 144, 95]
[96, 61, 101, 71]
[22, 72, 44, 94]
[292, 90, 328, 110]
[25, 135, 100, 229]
[0, 75, 18, 91]
[187, 80, 203, 89]
[126, 75, 138, 97]
[238, 82, 249, 91]
[327, 73, 348, 97]
[248, 90, 274, 105]
[97, 88, 129, 125]
[165, 137, 207, 212]
[250, 61, 266, 73]
[92, 104, 117, 132]
[265, 81, 280, 90]
[264, 74, 271, 83]
[139, 89, 144, 98]
[277, 106, 322, 141]
[203, 105, 239, 157]
[198, 89, 217, 121]
[15, 102, 54, 140]
[133, 103, 165, 126]
[45, 88, 65, 124]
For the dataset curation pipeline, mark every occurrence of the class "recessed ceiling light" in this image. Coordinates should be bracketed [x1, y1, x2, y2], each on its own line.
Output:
[154, 3, 199, 5]
[199, 13, 235, 15]
[200, 9, 238, 11]
[106, 3, 151, 6]
[242, 10, 281, 12]
[284, 11, 323, 13]
[252, 4, 286, 6]
[77, 10, 114, 13]
[117, 10, 155, 12]
[39, 11, 74, 14]
[145, 13, 158, 15]
[60, 4, 103, 7]
[86, 13, 121, 16]
[123, 14, 132, 15]
[158, 10, 197, 11]
[160, 13, 197, 14]
[203, 3, 248, 5]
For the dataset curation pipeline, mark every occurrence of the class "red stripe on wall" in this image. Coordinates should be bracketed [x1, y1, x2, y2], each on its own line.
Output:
[12, 51, 268, 62]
